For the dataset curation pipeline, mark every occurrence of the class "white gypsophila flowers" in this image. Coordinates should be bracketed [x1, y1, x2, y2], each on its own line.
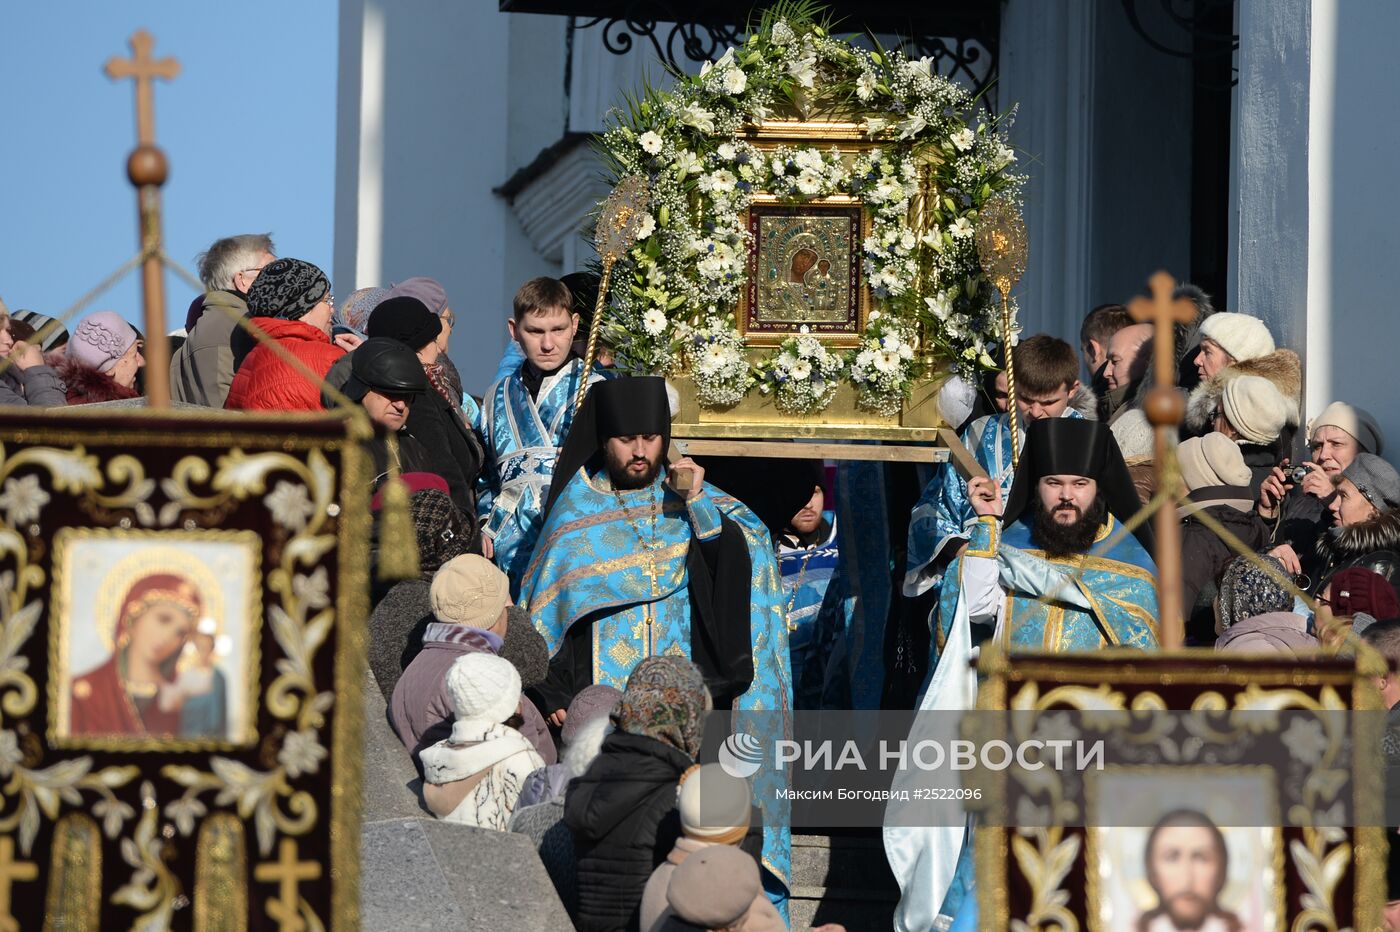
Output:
[639, 131, 664, 155]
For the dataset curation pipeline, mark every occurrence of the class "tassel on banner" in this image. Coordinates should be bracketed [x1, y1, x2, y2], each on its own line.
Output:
[376, 433, 420, 581]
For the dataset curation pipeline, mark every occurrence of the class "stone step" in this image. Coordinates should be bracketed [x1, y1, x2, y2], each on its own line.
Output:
[789, 831, 897, 930]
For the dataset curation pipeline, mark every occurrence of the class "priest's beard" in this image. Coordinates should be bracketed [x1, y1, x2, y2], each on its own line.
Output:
[604, 447, 663, 490]
[1031, 493, 1107, 557]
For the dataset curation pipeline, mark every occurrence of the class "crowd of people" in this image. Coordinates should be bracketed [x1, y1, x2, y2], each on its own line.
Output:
[4, 231, 1399, 929]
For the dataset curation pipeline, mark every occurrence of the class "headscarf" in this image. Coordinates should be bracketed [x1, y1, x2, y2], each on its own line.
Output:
[409, 488, 470, 577]
[367, 297, 443, 352]
[245, 258, 330, 320]
[1216, 555, 1293, 630]
[613, 655, 708, 760]
[339, 286, 387, 334]
[117, 573, 203, 680]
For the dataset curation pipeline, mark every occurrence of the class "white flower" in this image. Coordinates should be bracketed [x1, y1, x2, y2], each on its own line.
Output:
[698, 344, 733, 376]
[949, 217, 975, 239]
[714, 48, 736, 70]
[856, 71, 878, 101]
[639, 131, 664, 155]
[0, 474, 49, 526]
[881, 335, 902, 352]
[794, 148, 824, 172]
[789, 359, 812, 381]
[899, 231, 917, 251]
[864, 117, 890, 137]
[717, 142, 737, 161]
[771, 156, 787, 176]
[635, 213, 657, 240]
[771, 20, 795, 46]
[874, 349, 901, 373]
[279, 728, 328, 778]
[723, 68, 747, 95]
[897, 115, 928, 139]
[994, 143, 1017, 167]
[709, 169, 737, 193]
[642, 308, 668, 336]
[265, 480, 314, 532]
[795, 170, 823, 196]
[951, 128, 976, 151]
[680, 104, 716, 133]
[920, 229, 941, 248]
[898, 343, 914, 360]
[788, 56, 817, 88]
[905, 56, 935, 79]
[673, 150, 701, 176]
[777, 352, 798, 371]
[292, 566, 331, 610]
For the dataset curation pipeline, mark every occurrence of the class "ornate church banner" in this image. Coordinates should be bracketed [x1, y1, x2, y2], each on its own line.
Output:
[972, 651, 1386, 931]
[0, 408, 370, 930]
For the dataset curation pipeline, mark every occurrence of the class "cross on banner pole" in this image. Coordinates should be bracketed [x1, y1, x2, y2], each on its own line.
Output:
[1127, 270, 1198, 650]
[105, 30, 180, 409]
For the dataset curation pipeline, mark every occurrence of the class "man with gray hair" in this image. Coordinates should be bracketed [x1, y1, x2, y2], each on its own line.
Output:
[171, 233, 275, 406]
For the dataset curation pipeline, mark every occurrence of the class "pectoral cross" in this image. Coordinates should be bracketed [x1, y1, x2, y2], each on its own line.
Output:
[105, 30, 180, 409]
[640, 554, 663, 594]
[0, 837, 38, 932]
[254, 837, 322, 932]
[1127, 270, 1199, 650]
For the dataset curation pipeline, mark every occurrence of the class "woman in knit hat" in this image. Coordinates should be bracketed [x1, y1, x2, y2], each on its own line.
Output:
[51, 310, 144, 405]
[1178, 433, 1270, 642]
[1261, 400, 1387, 581]
[656, 846, 791, 932]
[1313, 453, 1400, 604]
[1185, 312, 1301, 450]
[1214, 555, 1319, 655]
[566, 656, 711, 932]
[224, 258, 345, 412]
[1210, 374, 1293, 492]
[367, 296, 484, 520]
[0, 306, 68, 407]
[418, 651, 544, 829]
[638, 764, 781, 932]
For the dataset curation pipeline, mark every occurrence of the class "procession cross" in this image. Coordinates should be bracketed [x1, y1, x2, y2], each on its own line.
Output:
[254, 837, 322, 932]
[1126, 270, 1198, 650]
[0, 837, 38, 932]
[105, 30, 180, 409]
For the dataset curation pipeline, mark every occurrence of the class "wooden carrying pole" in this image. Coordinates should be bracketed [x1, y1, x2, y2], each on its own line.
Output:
[106, 30, 179, 409]
[1128, 271, 1198, 650]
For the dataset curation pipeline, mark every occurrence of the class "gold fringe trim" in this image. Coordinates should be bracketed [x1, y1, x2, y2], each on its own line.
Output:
[43, 814, 101, 932]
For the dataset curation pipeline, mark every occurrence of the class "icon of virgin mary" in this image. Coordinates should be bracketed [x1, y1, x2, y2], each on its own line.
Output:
[69, 572, 227, 739]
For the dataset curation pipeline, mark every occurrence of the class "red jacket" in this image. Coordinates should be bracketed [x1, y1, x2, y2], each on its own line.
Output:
[224, 317, 344, 412]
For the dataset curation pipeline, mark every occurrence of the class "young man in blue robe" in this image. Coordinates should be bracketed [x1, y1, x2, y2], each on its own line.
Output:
[519, 376, 793, 907]
[474, 276, 605, 596]
[903, 335, 1096, 602]
[885, 417, 1160, 932]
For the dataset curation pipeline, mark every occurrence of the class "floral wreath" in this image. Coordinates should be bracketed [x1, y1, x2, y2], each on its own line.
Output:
[597, 5, 1025, 416]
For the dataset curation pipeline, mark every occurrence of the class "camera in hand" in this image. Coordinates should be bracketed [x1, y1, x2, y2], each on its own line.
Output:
[1287, 466, 1310, 484]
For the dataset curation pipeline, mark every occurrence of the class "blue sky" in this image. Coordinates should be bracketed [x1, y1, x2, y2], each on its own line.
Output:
[0, 2, 336, 334]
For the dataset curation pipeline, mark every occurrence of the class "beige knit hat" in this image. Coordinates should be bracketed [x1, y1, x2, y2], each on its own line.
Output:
[1309, 401, 1385, 455]
[1179, 433, 1252, 490]
[665, 846, 759, 928]
[1220, 375, 1289, 444]
[430, 554, 509, 631]
[678, 763, 752, 844]
[1200, 312, 1275, 363]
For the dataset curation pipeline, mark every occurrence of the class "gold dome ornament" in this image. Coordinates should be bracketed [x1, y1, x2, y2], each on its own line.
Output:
[974, 196, 1029, 466]
[574, 175, 652, 416]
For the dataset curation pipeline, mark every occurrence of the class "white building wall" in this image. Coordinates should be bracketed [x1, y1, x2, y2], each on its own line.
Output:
[1232, 0, 1400, 449]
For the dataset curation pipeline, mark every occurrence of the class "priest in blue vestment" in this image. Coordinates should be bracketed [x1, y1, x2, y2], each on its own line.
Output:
[473, 276, 605, 596]
[885, 417, 1160, 932]
[519, 376, 793, 902]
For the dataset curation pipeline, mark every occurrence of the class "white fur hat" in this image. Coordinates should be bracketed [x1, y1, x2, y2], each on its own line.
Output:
[444, 652, 521, 725]
[1221, 375, 1289, 445]
[1199, 312, 1275, 363]
[1179, 433, 1252, 490]
[677, 763, 752, 843]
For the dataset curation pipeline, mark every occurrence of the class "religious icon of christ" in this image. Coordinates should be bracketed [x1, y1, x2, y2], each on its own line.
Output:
[69, 572, 228, 739]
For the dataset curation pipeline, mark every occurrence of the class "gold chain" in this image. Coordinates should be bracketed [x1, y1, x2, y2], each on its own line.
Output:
[782, 544, 818, 631]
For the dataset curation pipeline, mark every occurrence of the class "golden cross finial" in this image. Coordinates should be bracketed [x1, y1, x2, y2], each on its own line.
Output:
[105, 30, 180, 148]
[0, 837, 38, 932]
[974, 196, 1029, 465]
[254, 838, 322, 932]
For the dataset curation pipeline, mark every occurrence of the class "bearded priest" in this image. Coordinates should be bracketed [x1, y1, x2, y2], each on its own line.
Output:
[519, 375, 793, 905]
[885, 417, 1160, 932]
